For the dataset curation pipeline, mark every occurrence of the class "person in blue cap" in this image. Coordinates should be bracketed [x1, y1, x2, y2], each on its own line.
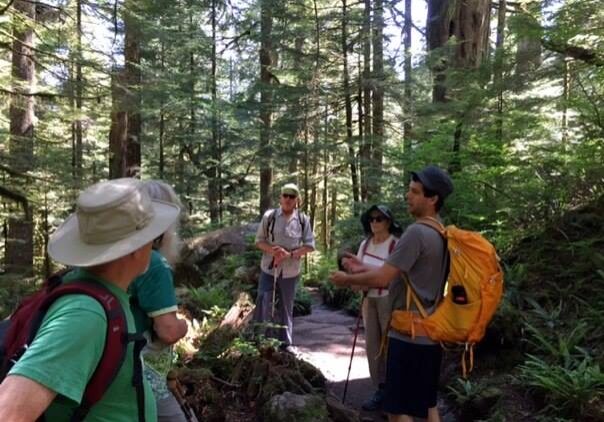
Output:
[331, 165, 453, 422]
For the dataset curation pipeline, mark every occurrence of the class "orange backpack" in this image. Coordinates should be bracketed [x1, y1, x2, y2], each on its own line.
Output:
[390, 217, 504, 376]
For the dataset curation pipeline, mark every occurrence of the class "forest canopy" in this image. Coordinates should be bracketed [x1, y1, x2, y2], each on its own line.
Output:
[0, 0, 602, 274]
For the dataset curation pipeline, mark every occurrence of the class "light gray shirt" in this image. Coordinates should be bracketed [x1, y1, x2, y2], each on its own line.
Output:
[386, 221, 448, 345]
[256, 207, 315, 278]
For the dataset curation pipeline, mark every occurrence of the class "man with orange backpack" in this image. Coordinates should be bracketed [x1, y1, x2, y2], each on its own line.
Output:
[0, 178, 180, 422]
[331, 165, 454, 422]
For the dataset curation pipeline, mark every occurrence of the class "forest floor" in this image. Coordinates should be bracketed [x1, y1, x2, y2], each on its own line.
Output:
[292, 288, 457, 422]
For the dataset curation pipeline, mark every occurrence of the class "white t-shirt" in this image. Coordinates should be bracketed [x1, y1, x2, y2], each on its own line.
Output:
[356, 234, 397, 298]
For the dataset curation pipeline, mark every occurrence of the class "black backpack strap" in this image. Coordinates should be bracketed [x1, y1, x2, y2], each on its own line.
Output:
[266, 209, 277, 242]
[128, 333, 147, 422]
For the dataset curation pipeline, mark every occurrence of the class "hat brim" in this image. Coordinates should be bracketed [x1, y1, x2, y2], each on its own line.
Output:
[48, 200, 180, 267]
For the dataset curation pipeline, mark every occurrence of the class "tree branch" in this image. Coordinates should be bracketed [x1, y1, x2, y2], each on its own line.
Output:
[0, 0, 15, 15]
[0, 185, 30, 217]
[0, 86, 106, 100]
[542, 39, 604, 67]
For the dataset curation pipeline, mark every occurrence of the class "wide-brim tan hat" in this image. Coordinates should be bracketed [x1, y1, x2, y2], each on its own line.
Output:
[48, 178, 180, 267]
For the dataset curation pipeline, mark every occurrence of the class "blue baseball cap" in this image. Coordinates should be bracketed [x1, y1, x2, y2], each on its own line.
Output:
[411, 165, 454, 200]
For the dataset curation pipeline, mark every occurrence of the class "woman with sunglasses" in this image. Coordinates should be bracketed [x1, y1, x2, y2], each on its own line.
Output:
[345, 205, 402, 412]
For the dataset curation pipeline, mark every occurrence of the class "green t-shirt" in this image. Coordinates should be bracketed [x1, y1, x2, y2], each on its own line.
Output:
[129, 250, 179, 399]
[9, 269, 157, 422]
[129, 250, 178, 335]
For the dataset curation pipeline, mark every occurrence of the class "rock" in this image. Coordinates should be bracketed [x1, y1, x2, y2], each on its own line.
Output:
[175, 223, 259, 286]
[325, 395, 360, 422]
[262, 392, 329, 422]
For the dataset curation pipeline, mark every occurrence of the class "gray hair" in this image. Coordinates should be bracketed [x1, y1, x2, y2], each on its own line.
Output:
[142, 180, 183, 265]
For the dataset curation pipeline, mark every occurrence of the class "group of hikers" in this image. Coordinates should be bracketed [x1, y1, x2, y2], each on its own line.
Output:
[0, 164, 454, 422]
[255, 165, 453, 422]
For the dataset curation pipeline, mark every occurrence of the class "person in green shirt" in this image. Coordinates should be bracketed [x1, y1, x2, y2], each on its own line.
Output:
[129, 180, 192, 422]
[0, 178, 180, 422]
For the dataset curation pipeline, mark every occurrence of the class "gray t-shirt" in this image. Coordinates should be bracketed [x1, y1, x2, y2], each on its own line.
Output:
[386, 221, 448, 345]
[256, 208, 315, 278]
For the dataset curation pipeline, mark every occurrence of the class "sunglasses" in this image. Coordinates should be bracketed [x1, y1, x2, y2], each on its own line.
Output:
[282, 193, 297, 199]
[369, 216, 386, 223]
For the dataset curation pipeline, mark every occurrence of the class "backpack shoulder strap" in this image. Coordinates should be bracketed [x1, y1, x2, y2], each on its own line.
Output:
[416, 217, 446, 237]
[297, 210, 311, 236]
[388, 238, 397, 254]
[43, 281, 132, 422]
[359, 237, 371, 258]
[266, 209, 277, 242]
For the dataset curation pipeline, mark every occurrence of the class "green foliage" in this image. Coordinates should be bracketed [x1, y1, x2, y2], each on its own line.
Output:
[447, 378, 484, 407]
[293, 283, 312, 317]
[0, 276, 40, 319]
[516, 354, 604, 419]
[187, 283, 231, 314]
[302, 252, 337, 287]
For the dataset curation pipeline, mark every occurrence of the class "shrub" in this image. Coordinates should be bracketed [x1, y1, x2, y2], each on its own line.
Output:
[516, 354, 604, 419]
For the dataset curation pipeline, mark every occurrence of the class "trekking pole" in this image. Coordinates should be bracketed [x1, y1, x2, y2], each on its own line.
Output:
[342, 291, 367, 404]
[271, 263, 279, 320]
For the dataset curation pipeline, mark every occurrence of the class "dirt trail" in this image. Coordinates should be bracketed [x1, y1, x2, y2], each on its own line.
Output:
[292, 289, 456, 422]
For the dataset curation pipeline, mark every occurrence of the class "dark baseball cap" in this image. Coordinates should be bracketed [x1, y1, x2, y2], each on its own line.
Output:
[411, 165, 454, 200]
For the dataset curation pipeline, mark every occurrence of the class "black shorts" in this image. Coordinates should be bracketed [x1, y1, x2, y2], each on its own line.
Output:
[382, 337, 442, 418]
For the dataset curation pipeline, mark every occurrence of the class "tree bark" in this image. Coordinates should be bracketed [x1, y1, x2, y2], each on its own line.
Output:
[403, 0, 412, 159]
[360, 0, 372, 202]
[371, 0, 384, 201]
[494, 0, 506, 143]
[123, 0, 141, 177]
[109, 0, 141, 178]
[259, 0, 273, 215]
[341, 0, 359, 205]
[515, 1, 541, 83]
[6, 0, 35, 274]
[71, 0, 83, 186]
[208, 0, 220, 224]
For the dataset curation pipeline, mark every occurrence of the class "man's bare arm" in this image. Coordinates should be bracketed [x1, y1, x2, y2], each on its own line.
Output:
[0, 375, 56, 422]
[330, 262, 400, 289]
[153, 312, 188, 345]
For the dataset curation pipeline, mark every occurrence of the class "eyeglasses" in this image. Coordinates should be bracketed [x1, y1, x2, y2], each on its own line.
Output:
[369, 216, 386, 223]
[282, 193, 297, 199]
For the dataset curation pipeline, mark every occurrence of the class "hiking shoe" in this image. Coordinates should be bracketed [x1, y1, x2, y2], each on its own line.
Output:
[361, 389, 385, 411]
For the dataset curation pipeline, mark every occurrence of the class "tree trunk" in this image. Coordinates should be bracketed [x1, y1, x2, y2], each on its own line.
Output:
[123, 0, 141, 177]
[562, 58, 570, 147]
[360, 0, 372, 202]
[6, 0, 35, 274]
[259, 0, 273, 215]
[514, 2, 541, 84]
[71, 0, 83, 187]
[208, 0, 220, 224]
[341, 0, 359, 205]
[159, 41, 165, 179]
[109, 71, 129, 179]
[110, 1, 141, 178]
[427, 0, 449, 103]
[494, 0, 506, 143]
[403, 0, 412, 160]
[322, 147, 328, 250]
[371, 0, 384, 201]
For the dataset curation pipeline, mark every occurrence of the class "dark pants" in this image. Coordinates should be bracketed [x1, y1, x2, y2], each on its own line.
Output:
[382, 337, 442, 418]
[253, 270, 298, 346]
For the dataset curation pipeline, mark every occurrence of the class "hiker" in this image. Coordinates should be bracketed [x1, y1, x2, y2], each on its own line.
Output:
[342, 205, 402, 412]
[0, 178, 180, 422]
[253, 183, 315, 351]
[330, 165, 453, 422]
[129, 180, 194, 422]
